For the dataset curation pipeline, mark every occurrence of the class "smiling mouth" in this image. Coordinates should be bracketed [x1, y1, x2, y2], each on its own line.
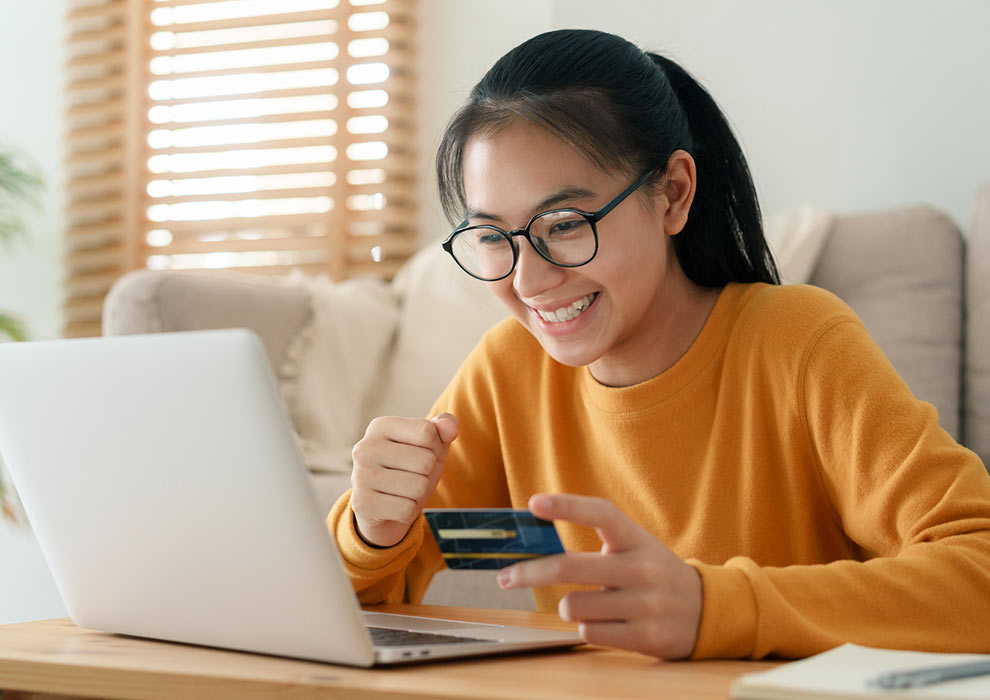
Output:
[534, 293, 598, 323]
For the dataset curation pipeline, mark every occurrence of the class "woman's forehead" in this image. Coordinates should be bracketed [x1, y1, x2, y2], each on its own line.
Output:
[462, 124, 618, 217]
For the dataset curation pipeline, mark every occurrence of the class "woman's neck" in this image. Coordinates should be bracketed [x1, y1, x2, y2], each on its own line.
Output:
[588, 278, 722, 388]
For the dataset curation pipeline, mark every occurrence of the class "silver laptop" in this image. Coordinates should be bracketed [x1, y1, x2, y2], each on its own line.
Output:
[0, 329, 582, 666]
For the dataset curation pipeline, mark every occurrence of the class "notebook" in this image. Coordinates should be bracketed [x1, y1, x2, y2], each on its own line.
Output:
[732, 643, 990, 700]
[0, 329, 583, 666]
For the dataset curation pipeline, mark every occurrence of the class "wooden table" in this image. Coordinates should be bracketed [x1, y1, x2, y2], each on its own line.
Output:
[0, 605, 777, 699]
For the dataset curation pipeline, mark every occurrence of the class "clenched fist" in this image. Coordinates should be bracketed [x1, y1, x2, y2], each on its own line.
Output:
[349, 412, 459, 547]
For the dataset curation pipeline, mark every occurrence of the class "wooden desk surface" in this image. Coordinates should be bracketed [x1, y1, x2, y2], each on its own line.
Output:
[0, 605, 776, 700]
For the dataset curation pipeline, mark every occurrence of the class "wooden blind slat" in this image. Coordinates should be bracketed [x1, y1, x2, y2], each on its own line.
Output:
[67, 74, 127, 93]
[66, 248, 126, 272]
[148, 102, 408, 131]
[145, 9, 335, 35]
[145, 163, 334, 179]
[149, 110, 336, 130]
[147, 180, 415, 207]
[150, 84, 342, 106]
[150, 0, 236, 7]
[65, 229, 126, 251]
[149, 186, 332, 205]
[154, 211, 384, 234]
[153, 59, 340, 81]
[67, 123, 126, 142]
[68, 173, 126, 196]
[68, 4, 126, 22]
[152, 34, 335, 58]
[148, 135, 335, 156]
[65, 272, 120, 297]
[65, 197, 123, 217]
[64, 322, 106, 338]
[66, 97, 125, 117]
[68, 49, 126, 68]
[150, 236, 335, 255]
[65, 146, 125, 165]
[67, 25, 127, 45]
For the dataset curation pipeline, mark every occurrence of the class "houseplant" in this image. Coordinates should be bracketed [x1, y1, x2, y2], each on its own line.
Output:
[0, 149, 42, 522]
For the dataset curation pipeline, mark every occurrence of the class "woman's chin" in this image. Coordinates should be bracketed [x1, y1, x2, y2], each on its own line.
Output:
[531, 333, 603, 368]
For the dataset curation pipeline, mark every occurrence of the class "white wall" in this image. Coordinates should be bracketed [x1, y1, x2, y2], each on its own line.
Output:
[0, 1, 69, 623]
[414, 0, 554, 241]
[0, 1, 66, 341]
[416, 0, 990, 240]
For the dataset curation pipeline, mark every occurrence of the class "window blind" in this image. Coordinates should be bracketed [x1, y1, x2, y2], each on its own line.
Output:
[63, 0, 418, 338]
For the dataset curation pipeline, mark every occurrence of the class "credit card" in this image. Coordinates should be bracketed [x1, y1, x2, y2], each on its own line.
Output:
[423, 508, 565, 570]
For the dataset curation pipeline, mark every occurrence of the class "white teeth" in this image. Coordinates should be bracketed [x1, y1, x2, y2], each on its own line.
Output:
[536, 294, 596, 323]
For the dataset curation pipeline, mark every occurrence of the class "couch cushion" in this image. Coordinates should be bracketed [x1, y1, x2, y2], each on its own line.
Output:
[966, 184, 990, 468]
[809, 206, 964, 441]
[104, 269, 312, 371]
[280, 276, 400, 473]
[763, 206, 833, 284]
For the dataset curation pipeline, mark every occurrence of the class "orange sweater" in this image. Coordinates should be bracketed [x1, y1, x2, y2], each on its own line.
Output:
[328, 282, 990, 659]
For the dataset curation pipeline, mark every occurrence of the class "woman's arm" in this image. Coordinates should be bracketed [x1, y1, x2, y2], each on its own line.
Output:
[500, 315, 990, 659]
[328, 334, 512, 604]
[697, 317, 990, 658]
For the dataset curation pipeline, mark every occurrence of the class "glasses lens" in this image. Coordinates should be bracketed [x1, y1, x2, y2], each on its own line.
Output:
[530, 211, 596, 266]
[450, 226, 514, 280]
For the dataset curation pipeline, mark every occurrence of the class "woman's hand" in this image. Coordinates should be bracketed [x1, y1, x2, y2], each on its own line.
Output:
[497, 493, 703, 660]
[350, 413, 458, 548]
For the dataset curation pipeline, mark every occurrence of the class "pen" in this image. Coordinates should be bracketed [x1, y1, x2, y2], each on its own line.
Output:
[867, 659, 990, 690]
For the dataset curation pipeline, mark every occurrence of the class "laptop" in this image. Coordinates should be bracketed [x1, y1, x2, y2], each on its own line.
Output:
[0, 329, 583, 666]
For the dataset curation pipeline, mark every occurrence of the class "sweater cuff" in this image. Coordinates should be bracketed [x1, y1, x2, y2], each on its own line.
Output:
[326, 488, 425, 575]
[688, 559, 759, 659]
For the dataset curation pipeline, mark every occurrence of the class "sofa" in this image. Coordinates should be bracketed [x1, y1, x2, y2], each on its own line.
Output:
[103, 190, 990, 609]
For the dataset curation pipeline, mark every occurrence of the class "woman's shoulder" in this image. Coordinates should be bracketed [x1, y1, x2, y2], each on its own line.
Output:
[727, 282, 863, 353]
[735, 282, 858, 327]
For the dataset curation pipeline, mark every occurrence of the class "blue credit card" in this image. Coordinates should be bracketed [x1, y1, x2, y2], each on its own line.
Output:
[423, 508, 565, 570]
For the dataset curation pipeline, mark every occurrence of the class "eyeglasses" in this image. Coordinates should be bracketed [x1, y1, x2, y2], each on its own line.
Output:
[441, 167, 658, 281]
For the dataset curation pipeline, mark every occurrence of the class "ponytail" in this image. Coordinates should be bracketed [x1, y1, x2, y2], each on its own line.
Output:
[648, 54, 778, 285]
[436, 30, 779, 287]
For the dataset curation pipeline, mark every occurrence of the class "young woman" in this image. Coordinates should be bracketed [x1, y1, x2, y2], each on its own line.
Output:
[328, 29, 990, 660]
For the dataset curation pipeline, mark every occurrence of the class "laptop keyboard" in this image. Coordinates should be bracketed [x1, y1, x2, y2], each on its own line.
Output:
[368, 626, 491, 647]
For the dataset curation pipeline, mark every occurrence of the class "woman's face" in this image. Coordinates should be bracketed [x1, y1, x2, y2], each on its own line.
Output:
[461, 121, 707, 386]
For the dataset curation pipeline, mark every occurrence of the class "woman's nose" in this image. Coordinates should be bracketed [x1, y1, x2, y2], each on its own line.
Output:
[512, 238, 566, 299]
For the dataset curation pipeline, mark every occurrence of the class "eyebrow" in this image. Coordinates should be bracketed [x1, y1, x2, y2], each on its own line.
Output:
[465, 185, 598, 224]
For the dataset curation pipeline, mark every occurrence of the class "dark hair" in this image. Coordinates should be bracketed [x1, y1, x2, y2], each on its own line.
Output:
[435, 29, 779, 287]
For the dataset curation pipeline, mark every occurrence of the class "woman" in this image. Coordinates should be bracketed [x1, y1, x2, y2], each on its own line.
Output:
[328, 29, 990, 660]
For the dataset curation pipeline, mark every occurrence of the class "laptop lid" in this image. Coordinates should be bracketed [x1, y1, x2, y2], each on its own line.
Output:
[0, 329, 581, 666]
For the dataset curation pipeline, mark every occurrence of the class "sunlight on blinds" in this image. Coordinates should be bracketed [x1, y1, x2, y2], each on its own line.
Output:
[143, 0, 416, 278]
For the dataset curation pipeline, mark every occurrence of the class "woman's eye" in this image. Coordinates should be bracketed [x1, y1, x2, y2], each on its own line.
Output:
[550, 220, 581, 234]
[478, 233, 504, 245]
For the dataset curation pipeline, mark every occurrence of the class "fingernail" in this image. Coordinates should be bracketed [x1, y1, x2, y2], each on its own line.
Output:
[529, 494, 551, 512]
[497, 571, 512, 588]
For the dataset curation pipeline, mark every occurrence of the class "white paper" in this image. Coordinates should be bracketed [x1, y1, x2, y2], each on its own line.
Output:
[732, 643, 990, 700]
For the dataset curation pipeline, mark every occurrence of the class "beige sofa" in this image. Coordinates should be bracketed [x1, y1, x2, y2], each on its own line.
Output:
[103, 193, 990, 608]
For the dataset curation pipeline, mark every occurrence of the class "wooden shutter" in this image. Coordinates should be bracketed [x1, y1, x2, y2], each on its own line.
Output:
[64, 0, 146, 338]
[63, 0, 418, 338]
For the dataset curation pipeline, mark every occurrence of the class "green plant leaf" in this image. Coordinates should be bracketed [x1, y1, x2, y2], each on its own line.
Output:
[0, 152, 43, 196]
[0, 314, 27, 342]
[0, 150, 43, 249]
[0, 150, 38, 523]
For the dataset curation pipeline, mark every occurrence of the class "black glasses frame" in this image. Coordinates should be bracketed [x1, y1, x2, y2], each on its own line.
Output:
[441, 167, 659, 282]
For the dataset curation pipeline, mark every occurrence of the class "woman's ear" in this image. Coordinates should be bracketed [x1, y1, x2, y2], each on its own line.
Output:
[661, 150, 697, 237]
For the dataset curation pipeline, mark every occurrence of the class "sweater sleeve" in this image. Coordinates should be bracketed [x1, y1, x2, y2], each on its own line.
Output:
[327, 324, 513, 604]
[691, 316, 990, 660]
